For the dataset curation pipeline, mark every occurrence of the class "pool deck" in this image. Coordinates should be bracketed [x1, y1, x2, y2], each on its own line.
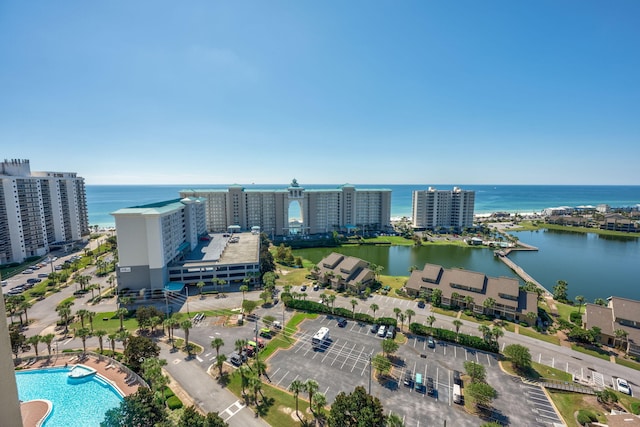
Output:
[19, 353, 139, 427]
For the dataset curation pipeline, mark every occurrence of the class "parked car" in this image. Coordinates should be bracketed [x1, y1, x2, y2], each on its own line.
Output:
[370, 324, 379, 334]
[377, 325, 387, 337]
[417, 300, 425, 308]
[426, 377, 435, 396]
[616, 377, 632, 395]
[337, 318, 347, 328]
[229, 352, 243, 366]
[22, 269, 34, 274]
[386, 326, 395, 339]
[300, 285, 307, 291]
[313, 284, 319, 291]
[403, 369, 413, 387]
[427, 336, 436, 348]
[27, 278, 41, 284]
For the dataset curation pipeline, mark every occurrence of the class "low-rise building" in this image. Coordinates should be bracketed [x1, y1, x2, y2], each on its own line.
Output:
[583, 297, 640, 358]
[600, 213, 639, 233]
[313, 252, 374, 293]
[405, 263, 538, 324]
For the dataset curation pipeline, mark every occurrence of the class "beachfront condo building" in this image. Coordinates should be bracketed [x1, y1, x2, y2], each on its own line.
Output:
[0, 158, 90, 265]
[0, 295, 23, 426]
[112, 197, 260, 299]
[179, 179, 392, 236]
[412, 186, 475, 232]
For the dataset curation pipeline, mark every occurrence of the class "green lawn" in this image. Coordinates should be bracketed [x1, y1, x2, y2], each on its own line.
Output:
[547, 390, 606, 427]
[616, 357, 640, 371]
[430, 306, 458, 318]
[554, 301, 578, 322]
[570, 344, 611, 361]
[68, 311, 138, 334]
[519, 221, 640, 239]
[501, 360, 572, 382]
[361, 236, 414, 246]
[518, 326, 560, 345]
[226, 369, 313, 426]
[261, 312, 317, 360]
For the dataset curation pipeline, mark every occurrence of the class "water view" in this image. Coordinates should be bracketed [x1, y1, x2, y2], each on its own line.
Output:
[294, 230, 640, 303]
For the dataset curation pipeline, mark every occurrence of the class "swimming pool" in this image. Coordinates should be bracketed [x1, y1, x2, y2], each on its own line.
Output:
[16, 367, 123, 427]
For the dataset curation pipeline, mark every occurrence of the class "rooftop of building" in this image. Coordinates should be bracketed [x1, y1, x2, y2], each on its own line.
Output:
[111, 197, 205, 216]
[181, 232, 259, 266]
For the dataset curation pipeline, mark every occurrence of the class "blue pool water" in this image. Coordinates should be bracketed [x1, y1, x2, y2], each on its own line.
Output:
[16, 367, 123, 427]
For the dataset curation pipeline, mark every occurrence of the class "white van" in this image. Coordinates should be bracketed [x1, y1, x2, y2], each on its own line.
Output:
[452, 384, 463, 404]
[377, 325, 387, 337]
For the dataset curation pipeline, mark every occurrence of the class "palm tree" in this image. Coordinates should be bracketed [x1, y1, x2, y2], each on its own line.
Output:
[117, 330, 131, 350]
[56, 304, 72, 334]
[197, 281, 205, 297]
[238, 365, 251, 397]
[76, 328, 91, 353]
[370, 303, 380, 321]
[95, 329, 107, 353]
[478, 325, 491, 342]
[235, 339, 247, 355]
[239, 285, 249, 302]
[253, 358, 267, 378]
[491, 326, 504, 345]
[108, 333, 117, 354]
[211, 337, 225, 359]
[350, 299, 358, 317]
[116, 307, 128, 331]
[453, 319, 463, 341]
[328, 294, 336, 313]
[393, 307, 401, 323]
[398, 313, 406, 330]
[483, 297, 496, 315]
[305, 379, 319, 412]
[41, 333, 55, 356]
[405, 309, 415, 326]
[451, 292, 460, 308]
[614, 329, 629, 353]
[180, 320, 193, 348]
[27, 335, 41, 357]
[312, 392, 327, 418]
[119, 295, 133, 309]
[427, 315, 436, 329]
[575, 295, 586, 314]
[289, 379, 305, 420]
[320, 293, 328, 307]
[87, 311, 96, 332]
[19, 300, 32, 325]
[464, 295, 475, 309]
[76, 309, 89, 328]
[216, 354, 227, 377]
[248, 375, 263, 408]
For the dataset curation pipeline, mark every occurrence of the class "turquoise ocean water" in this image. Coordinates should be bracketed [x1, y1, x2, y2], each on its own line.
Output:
[87, 184, 640, 228]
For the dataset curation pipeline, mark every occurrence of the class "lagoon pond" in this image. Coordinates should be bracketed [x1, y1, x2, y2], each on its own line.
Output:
[294, 230, 640, 303]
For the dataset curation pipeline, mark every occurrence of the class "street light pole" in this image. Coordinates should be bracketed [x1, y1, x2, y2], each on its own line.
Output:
[368, 353, 372, 395]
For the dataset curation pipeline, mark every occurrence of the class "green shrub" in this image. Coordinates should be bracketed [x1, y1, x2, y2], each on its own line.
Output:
[570, 311, 583, 324]
[409, 322, 498, 353]
[163, 387, 175, 399]
[166, 395, 183, 410]
[377, 317, 397, 328]
[576, 409, 597, 425]
[631, 402, 640, 415]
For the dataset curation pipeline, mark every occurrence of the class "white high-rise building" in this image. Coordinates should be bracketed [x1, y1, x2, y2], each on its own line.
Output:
[112, 197, 208, 292]
[412, 186, 475, 231]
[180, 180, 392, 236]
[0, 159, 89, 265]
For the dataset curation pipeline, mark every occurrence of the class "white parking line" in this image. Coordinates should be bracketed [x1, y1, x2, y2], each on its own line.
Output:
[275, 371, 289, 387]
[486, 353, 491, 366]
[341, 344, 357, 369]
[331, 342, 348, 366]
[270, 367, 281, 379]
[322, 339, 339, 363]
[352, 347, 365, 372]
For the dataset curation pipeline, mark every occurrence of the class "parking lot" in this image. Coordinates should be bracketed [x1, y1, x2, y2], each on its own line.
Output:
[267, 314, 563, 427]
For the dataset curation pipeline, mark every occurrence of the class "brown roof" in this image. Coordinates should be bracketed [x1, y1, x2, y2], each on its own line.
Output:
[322, 252, 344, 269]
[340, 256, 364, 273]
[422, 263, 444, 283]
[584, 303, 615, 337]
[445, 268, 486, 292]
[611, 297, 640, 324]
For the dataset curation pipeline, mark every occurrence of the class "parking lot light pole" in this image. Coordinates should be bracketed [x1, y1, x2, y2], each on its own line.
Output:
[368, 353, 372, 395]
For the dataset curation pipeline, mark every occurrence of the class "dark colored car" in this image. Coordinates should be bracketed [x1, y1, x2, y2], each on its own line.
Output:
[417, 300, 425, 308]
[229, 352, 242, 366]
[427, 336, 436, 348]
[300, 285, 307, 291]
[453, 370, 462, 386]
[27, 278, 41, 284]
[403, 369, 413, 387]
[426, 377, 435, 396]
[370, 324, 379, 333]
[337, 318, 347, 327]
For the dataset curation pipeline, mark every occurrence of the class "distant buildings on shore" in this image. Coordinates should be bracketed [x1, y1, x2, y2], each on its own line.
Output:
[412, 186, 475, 232]
[180, 179, 392, 237]
[0, 159, 89, 265]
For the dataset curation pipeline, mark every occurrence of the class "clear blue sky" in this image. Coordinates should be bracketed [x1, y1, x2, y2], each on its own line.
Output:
[1, 1, 639, 185]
